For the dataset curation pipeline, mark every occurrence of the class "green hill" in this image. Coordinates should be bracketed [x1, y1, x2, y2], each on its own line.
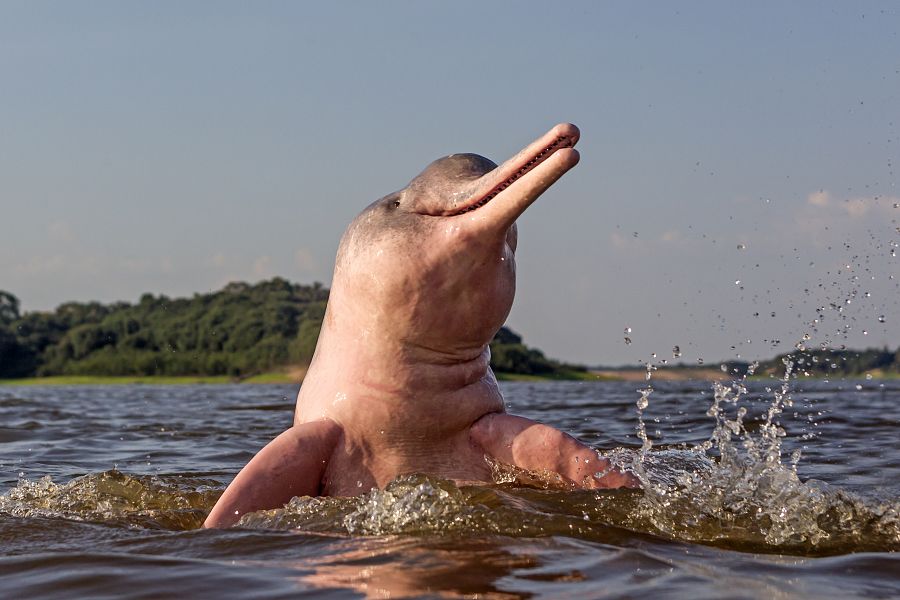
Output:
[0, 280, 583, 379]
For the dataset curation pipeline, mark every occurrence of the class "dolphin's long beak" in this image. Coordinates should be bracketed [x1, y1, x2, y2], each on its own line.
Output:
[451, 123, 580, 231]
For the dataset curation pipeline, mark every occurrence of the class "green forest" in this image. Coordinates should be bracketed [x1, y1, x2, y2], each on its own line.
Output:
[2, 280, 897, 381]
[754, 346, 900, 378]
[668, 348, 900, 379]
[0, 279, 584, 380]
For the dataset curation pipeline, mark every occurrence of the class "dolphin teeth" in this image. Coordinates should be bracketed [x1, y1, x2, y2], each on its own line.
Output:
[450, 133, 576, 216]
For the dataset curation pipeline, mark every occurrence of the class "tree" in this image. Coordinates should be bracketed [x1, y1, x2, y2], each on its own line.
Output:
[0, 327, 36, 378]
[0, 291, 20, 326]
[0, 280, 584, 378]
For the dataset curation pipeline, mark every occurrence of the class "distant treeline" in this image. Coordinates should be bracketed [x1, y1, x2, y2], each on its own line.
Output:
[687, 347, 900, 379]
[754, 346, 900, 377]
[0, 280, 583, 379]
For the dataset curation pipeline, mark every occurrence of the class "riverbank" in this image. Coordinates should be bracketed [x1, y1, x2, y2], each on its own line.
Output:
[590, 367, 731, 382]
[3, 367, 891, 385]
[0, 369, 604, 386]
[3, 369, 599, 385]
[0, 373, 297, 385]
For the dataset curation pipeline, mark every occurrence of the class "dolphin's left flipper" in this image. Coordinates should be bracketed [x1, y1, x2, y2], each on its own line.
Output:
[203, 419, 342, 528]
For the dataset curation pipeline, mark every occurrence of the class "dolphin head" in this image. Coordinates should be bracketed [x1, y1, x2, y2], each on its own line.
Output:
[331, 123, 580, 363]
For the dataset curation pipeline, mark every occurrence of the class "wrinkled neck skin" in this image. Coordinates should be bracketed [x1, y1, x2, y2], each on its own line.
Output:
[294, 217, 512, 434]
[294, 123, 581, 450]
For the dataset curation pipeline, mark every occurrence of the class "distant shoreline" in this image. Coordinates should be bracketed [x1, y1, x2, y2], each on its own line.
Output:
[4, 281, 897, 383]
[0, 373, 298, 386]
[2, 367, 893, 386]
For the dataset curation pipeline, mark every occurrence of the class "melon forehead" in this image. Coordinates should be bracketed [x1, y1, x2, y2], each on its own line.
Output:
[411, 154, 498, 187]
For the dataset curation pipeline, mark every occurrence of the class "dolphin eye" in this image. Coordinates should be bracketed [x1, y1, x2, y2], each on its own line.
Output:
[382, 193, 401, 209]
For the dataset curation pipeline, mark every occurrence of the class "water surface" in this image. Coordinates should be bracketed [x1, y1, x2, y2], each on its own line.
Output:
[1, 380, 898, 598]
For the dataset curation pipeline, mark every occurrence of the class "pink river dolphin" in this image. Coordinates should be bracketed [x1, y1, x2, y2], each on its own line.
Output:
[204, 123, 638, 528]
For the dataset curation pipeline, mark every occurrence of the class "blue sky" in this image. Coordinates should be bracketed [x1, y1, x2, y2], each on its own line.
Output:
[1, 2, 898, 365]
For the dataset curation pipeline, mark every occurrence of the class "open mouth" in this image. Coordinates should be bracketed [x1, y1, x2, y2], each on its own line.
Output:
[450, 134, 577, 216]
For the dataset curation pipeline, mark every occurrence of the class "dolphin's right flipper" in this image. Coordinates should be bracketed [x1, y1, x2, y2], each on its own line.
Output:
[469, 413, 639, 490]
[203, 419, 342, 528]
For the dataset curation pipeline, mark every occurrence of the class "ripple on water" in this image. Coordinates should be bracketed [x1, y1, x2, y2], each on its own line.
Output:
[1, 380, 899, 597]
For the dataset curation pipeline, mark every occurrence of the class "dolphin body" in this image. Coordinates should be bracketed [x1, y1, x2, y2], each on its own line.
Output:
[204, 123, 637, 528]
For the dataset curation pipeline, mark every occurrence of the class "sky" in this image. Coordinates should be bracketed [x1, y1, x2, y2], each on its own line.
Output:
[1, 2, 898, 365]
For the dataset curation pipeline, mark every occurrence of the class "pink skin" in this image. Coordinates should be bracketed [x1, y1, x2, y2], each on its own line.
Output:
[203, 123, 638, 529]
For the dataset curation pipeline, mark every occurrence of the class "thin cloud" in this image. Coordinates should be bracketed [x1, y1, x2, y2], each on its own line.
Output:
[841, 197, 871, 218]
[793, 190, 899, 245]
[294, 248, 316, 272]
[207, 252, 228, 268]
[807, 190, 830, 207]
[659, 230, 682, 243]
[610, 230, 646, 252]
[252, 255, 274, 278]
[13, 254, 70, 276]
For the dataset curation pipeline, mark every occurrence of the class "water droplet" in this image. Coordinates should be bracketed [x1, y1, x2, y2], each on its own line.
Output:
[855, 384, 863, 391]
[624, 337, 632, 345]
[624, 326, 632, 334]
[878, 315, 886, 323]
[735, 280, 741, 285]
[863, 330, 869, 335]
[866, 373, 873, 380]
[672, 345, 681, 358]
[737, 243, 746, 250]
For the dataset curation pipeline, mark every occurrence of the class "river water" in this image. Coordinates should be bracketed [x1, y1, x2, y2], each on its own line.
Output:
[1, 378, 898, 598]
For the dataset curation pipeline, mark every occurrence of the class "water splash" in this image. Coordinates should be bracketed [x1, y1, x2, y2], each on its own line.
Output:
[614, 357, 900, 553]
[0, 470, 217, 529]
[237, 474, 618, 539]
[3, 371, 897, 556]
[235, 357, 900, 555]
[233, 354, 900, 554]
[238, 477, 492, 535]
